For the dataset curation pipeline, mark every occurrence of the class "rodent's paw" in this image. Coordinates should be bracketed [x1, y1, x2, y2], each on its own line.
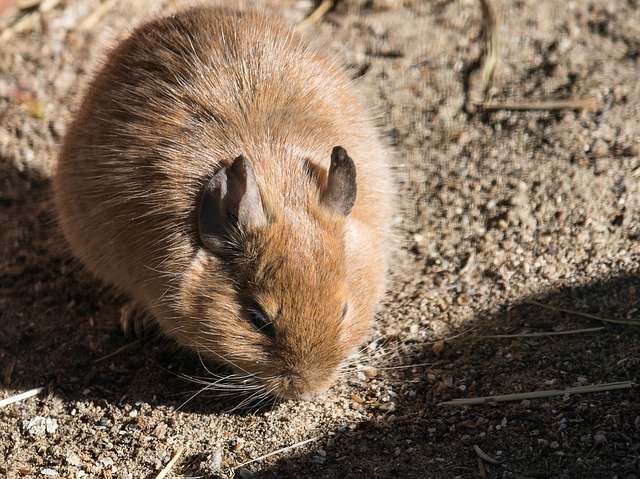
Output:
[119, 301, 155, 339]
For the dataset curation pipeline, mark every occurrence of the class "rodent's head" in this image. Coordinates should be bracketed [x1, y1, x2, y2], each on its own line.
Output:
[185, 147, 366, 401]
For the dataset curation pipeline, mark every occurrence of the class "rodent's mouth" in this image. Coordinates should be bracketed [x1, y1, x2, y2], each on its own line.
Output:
[264, 372, 334, 402]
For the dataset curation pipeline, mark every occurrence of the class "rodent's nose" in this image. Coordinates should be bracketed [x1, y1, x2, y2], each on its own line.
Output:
[275, 374, 327, 402]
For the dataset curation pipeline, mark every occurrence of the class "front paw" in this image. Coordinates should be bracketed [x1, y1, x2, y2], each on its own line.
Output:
[119, 301, 155, 339]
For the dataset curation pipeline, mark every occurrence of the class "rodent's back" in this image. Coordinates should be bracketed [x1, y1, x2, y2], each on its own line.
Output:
[54, 7, 391, 379]
[56, 7, 389, 301]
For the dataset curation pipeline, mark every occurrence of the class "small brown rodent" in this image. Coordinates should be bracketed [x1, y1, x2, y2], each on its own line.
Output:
[54, 6, 391, 401]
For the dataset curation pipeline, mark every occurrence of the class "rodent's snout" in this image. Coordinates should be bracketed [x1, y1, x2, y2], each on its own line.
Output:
[269, 372, 332, 402]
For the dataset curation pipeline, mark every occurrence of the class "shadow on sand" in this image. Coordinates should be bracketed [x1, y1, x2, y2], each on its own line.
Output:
[2, 157, 639, 477]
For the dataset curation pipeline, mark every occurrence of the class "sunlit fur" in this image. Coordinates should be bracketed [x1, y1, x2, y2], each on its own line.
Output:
[53, 7, 392, 400]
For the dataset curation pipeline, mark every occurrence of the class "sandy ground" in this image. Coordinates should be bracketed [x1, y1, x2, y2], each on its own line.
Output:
[1, 0, 640, 477]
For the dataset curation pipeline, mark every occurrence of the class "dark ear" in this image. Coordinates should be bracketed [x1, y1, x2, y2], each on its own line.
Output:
[198, 155, 267, 252]
[320, 146, 357, 216]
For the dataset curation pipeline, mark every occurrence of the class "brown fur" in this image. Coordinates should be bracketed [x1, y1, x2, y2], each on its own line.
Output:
[53, 6, 392, 400]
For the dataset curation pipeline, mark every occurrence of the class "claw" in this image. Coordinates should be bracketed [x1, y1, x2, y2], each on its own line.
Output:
[119, 301, 154, 338]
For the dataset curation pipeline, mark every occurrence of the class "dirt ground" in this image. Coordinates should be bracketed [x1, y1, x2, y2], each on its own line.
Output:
[1, 0, 640, 477]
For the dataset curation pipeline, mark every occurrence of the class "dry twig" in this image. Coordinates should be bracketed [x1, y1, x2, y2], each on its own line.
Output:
[474, 444, 499, 465]
[478, 0, 498, 101]
[235, 436, 321, 470]
[483, 98, 599, 111]
[439, 381, 635, 406]
[377, 362, 431, 370]
[526, 300, 640, 327]
[296, 0, 334, 31]
[154, 446, 184, 479]
[479, 326, 604, 339]
[0, 387, 44, 408]
[475, 0, 598, 111]
[93, 339, 143, 363]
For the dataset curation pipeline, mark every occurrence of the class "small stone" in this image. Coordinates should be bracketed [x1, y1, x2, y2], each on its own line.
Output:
[456, 294, 471, 306]
[351, 394, 365, 404]
[435, 381, 449, 392]
[594, 432, 607, 444]
[236, 467, 253, 479]
[41, 469, 58, 476]
[234, 438, 245, 451]
[521, 399, 531, 407]
[206, 449, 223, 472]
[550, 441, 559, 449]
[378, 401, 396, 413]
[432, 341, 445, 355]
[153, 423, 167, 438]
[361, 366, 378, 379]
[22, 417, 58, 437]
[317, 449, 327, 457]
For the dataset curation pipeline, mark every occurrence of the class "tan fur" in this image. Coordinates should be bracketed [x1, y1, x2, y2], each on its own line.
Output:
[53, 7, 392, 400]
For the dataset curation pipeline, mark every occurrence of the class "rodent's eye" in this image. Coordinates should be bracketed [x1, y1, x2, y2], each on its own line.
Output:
[341, 303, 349, 321]
[246, 304, 275, 338]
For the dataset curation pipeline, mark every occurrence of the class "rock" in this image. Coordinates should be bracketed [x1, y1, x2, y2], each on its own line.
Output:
[206, 449, 223, 473]
[237, 467, 253, 479]
[361, 366, 378, 379]
[432, 341, 445, 355]
[22, 417, 58, 437]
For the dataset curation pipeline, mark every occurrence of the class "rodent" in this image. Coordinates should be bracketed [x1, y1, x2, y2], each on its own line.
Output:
[53, 6, 392, 401]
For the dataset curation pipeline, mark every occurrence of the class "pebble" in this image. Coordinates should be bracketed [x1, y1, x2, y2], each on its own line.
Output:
[152, 423, 167, 438]
[65, 453, 81, 467]
[361, 366, 378, 379]
[236, 467, 253, 479]
[432, 341, 445, 355]
[22, 417, 58, 437]
[41, 469, 58, 476]
[378, 401, 396, 413]
[206, 449, 223, 472]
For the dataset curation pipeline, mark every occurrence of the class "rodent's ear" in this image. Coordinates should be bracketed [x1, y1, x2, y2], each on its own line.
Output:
[198, 155, 267, 251]
[320, 146, 357, 216]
